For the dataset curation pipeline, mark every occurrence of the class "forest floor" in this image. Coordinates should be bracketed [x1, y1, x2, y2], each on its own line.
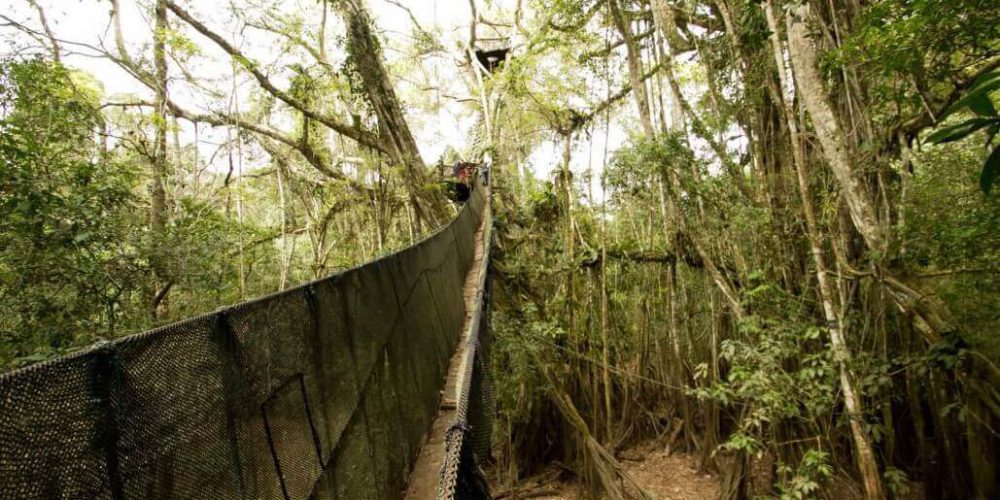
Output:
[620, 451, 718, 499]
[495, 449, 718, 499]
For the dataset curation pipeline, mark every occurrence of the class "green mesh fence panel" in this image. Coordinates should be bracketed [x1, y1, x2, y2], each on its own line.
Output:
[315, 402, 376, 500]
[114, 316, 242, 498]
[0, 180, 487, 500]
[0, 350, 112, 498]
[307, 279, 360, 464]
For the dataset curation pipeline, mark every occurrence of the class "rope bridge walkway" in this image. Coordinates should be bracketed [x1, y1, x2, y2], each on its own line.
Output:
[0, 177, 494, 500]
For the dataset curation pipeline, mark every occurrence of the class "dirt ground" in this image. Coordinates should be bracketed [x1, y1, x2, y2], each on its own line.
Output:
[621, 451, 718, 499]
[495, 451, 719, 499]
[492, 448, 925, 500]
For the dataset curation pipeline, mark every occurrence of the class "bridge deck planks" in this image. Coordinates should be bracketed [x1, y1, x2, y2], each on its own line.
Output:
[401, 193, 490, 499]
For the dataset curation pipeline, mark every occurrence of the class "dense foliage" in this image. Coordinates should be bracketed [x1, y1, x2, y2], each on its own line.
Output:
[0, 59, 143, 363]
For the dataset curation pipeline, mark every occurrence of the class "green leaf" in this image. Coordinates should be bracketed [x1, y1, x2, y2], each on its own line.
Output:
[980, 145, 1000, 194]
[968, 94, 998, 117]
[940, 74, 1000, 119]
[972, 68, 1000, 89]
[926, 118, 996, 144]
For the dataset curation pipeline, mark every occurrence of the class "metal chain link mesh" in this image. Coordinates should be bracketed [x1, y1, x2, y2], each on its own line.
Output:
[0, 183, 487, 500]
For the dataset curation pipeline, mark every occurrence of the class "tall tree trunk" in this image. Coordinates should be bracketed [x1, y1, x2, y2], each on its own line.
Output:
[151, 0, 171, 319]
[651, 2, 751, 199]
[786, 6, 1000, 497]
[600, 185, 613, 440]
[609, 0, 654, 136]
[649, 5, 745, 321]
[656, 179, 693, 448]
[276, 166, 290, 290]
[562, 133, 576, 338]
[765, 4, 884, 497]
[703, 286, 721, 466]
[337, 0, 444, 226]
[784, 4, 886, 256]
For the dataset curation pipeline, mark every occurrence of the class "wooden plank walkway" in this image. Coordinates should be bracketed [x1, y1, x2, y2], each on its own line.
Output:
[402, 193, 490, 499]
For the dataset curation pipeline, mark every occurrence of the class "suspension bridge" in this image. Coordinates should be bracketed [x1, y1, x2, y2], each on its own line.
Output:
[0, 177, 494, 500]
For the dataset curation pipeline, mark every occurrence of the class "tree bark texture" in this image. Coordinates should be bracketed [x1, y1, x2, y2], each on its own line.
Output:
[609, 0, 654, 136]
[765, 4, 884, 498]
[337, 0, 445, 225]
[151, 0, 171, 319]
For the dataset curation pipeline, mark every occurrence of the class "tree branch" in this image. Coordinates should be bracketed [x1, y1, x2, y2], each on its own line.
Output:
[578, 28, 656, 62]
[548, 0, 605, 33]
[243, 18, 332, 71]
[164, 1, 387, 154]
[579, 63, 663, 126]
[888, 56, 1000, 152]
[26, 0, 59, 62]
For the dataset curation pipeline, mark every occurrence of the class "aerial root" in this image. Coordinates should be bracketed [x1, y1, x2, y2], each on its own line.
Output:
[543, 366, 654, 500]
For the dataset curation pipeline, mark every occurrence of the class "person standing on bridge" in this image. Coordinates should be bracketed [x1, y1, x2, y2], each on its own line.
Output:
[481, 151, 493, 186]
[480, 161, 490, 186]
[451, 160, 474, 202]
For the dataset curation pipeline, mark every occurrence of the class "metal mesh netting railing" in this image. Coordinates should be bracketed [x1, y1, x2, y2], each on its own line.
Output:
[436, 192, 494, 500]
[0, 182, 486, 500]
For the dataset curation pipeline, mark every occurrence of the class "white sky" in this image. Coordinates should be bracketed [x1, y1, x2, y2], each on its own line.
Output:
[1, 0, 650, 201]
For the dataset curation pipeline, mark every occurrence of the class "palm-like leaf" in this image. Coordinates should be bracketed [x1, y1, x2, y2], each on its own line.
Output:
[927, 68, 1000, 194]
